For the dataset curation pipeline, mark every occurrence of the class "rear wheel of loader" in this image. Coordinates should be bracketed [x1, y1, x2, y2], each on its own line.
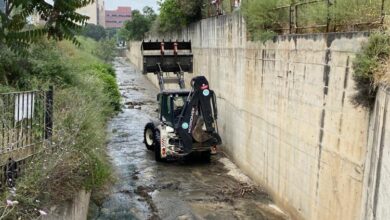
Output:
[144, 123, 156, 151]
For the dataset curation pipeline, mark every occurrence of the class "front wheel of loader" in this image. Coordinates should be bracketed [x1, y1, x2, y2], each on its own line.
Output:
[144, 123, 156, 151]
[154, 130, 166, 162]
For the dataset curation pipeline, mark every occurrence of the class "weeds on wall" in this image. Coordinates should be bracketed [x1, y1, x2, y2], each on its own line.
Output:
[353, 32, 390, 108]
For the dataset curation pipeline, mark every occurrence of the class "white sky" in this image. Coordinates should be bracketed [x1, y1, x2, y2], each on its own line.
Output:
[105, 0, 159, 12]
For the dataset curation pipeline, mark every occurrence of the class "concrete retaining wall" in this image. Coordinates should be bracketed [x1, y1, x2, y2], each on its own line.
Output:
[361, 87, 390, 220]
[127, 14, 374, 220]
[43, 190, 90, 220]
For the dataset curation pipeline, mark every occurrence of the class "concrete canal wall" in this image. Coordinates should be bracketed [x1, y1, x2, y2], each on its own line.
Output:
[43, 190, 90, 220]
[127, 13, 390, 220]
[361, 87, 390, 220]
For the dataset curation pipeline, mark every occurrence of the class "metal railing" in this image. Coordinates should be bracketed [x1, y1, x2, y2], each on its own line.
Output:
[0, 87, 53, 187]
[202, 0, 241, 17]
[273, 0, 387, 34]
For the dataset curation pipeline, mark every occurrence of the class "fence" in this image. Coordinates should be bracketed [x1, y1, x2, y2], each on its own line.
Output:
[202, 0, 241, 17]
[0, 87, 53, 187]
[272, 0, 388, 34]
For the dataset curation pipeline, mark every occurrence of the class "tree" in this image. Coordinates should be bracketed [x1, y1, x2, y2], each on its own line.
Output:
[119, 7, 156, 41]
[142, 6, 157, 21]
[158, 0, 186, 33]
[157, 0, 202, 33]
[177, 0, 202, 23]
[81, 24, 106, 41]
[106, 28, 118, 40]
[0, 0, 93, 51]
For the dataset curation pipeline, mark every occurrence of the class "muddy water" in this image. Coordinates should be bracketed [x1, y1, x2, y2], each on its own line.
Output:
[89, 58, 288, 220]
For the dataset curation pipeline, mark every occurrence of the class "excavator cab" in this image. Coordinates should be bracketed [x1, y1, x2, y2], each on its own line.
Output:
[157, 91, 190, 127]
[142, 40, 221, 162]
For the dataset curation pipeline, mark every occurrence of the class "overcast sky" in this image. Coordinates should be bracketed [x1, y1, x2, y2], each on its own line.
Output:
[105, 0, 159, 12]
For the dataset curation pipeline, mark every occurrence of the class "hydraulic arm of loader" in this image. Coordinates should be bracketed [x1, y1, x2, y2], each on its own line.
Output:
[141, 40, 193, 91]
[175, 76, 222, 154]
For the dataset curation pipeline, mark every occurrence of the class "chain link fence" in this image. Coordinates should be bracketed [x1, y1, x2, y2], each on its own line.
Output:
[202, 0, 242, 17]
[272, 0, 388, 34]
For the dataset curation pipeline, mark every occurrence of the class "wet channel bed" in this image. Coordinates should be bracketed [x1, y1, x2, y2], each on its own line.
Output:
[88, 58, 288, 220]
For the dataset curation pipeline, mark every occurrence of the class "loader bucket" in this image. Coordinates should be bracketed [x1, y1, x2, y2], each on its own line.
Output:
[141, 40, 193, 74]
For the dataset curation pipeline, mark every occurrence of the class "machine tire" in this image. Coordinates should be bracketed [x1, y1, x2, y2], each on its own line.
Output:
[154, 130, 166, 162]
[144, 123, 156, 151]
[200, 150, 211, 163]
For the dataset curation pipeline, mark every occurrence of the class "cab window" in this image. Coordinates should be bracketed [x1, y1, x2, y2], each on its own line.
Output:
[160, 94, 173, 126]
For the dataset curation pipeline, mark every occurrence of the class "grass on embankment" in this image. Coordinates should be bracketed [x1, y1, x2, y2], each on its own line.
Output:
[0, 37, 119, 219]
[241, 0, 390, 41]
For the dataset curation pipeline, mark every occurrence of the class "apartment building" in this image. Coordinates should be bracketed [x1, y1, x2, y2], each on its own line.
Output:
[77, 0, 106, 27]
[105, 7, 132, 29]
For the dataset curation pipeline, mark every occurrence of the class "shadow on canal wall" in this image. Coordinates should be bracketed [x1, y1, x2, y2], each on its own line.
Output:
[127, 13, 390, 220]
[361, 87, 390, 220]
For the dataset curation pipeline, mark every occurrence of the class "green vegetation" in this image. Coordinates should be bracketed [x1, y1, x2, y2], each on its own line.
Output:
[0, 1, 121, 218]
[157, 0, 186, 33]
[94, 38, 118, 62]
[80, 24, 119, 42]
[156, 0, 202, 33]
[242, 0, 390, 41]
[120, 0, 231, 36]
[106, 28, 119, 40]
[81, 24, 107, 41]
[201, 0, 237, 17]
[92, 64, 121, 111]
[119, 7, 157, 40]
[241, 0, 289, 41]
[0, 0, 92, 52]
[353, 32, 390, 108]
[0, 37, 119, 218]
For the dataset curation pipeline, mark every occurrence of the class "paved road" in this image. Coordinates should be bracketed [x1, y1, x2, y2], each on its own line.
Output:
[88, 58, 288, 220]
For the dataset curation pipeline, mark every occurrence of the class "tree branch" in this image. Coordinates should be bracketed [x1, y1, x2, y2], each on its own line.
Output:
[5, 0, 14, 17]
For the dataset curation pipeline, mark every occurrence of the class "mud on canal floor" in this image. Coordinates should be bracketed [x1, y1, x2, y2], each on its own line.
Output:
[88, 58, 288, 220]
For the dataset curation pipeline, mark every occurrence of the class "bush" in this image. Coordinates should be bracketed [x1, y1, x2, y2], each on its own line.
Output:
[241, 0, 289, 41]
[92, 69, 121, 111]
[81, 24, 107, 41]
[0, 44, 30, 87]
[94, 38, 117, 62]
[28, 41, 76, 88]
[93, 63, 116, 77]
[353, 32, 390, 108]
[9, 80, 112, 218]
[0, 37, 119, 218]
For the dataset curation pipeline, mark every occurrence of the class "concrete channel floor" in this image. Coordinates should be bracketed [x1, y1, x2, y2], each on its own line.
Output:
[88, 57, 288, 220]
